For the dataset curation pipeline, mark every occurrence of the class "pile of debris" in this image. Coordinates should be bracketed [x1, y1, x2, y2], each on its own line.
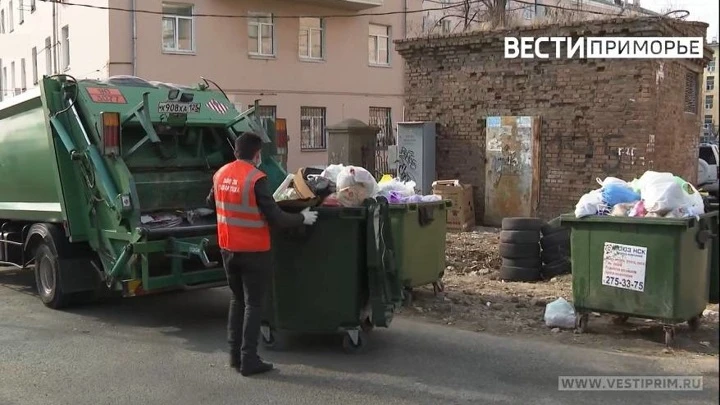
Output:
[445, 229, 501, 276]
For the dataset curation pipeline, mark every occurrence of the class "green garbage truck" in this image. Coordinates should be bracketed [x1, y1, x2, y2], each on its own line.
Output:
[0, 74, 281, 309]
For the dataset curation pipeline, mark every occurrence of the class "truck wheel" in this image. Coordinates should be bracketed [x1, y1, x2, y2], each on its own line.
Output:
[34, 243, 68, 309]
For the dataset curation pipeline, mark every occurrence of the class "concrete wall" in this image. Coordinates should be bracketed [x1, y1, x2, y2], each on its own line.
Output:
[396, 17, 710, 221]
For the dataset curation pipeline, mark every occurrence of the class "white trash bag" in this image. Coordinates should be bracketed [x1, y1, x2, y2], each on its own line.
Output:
[641, 178, 687, 215]
[575, 189, 604, 218]
[544, 298, 577, 329]
[336, 165, 380, 197]
[320, 164, 345, 183]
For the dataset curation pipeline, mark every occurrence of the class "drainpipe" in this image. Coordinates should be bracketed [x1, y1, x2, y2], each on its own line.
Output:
[402, 0, 408, 38]
[131, 0, 138, 76]
[52, 0, 58, 73]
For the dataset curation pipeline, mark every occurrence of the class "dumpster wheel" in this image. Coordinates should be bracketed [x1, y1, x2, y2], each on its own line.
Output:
[574, 313, 589, 334]
[687, 315, 702, 332]
[663, 326, 675, 347]
[342, 330, 366, 354]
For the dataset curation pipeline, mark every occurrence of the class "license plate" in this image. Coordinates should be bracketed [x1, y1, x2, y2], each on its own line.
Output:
[158, 101, 200, 114]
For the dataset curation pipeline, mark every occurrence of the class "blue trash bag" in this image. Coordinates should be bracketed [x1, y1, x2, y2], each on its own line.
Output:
[601, 183, 641, 207]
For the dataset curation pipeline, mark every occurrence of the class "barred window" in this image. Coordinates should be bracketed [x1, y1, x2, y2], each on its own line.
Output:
[684, 72, 698, 114]
[300, 106, 326, 150]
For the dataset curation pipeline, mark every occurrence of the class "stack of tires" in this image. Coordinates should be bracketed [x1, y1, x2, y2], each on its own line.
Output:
[539, 219, 572, 279]
[499, 217, 543, 282]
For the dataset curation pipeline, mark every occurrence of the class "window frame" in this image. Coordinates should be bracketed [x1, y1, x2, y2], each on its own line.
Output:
[1, 9, 5, 34]
[368, 24, 390, 67]
[706, 95, 714, 111]
[45, 36, 52, 75]
[31, 46, 38, 85]
[31, 0, 36, 13]
[20, 58, 26, 92]
[300, 106, 327, 151]
[707, 76, 715, 92]
[248, 12, 275, 58]
[161, 2, 196, 54]
[9, 0, 14, 32]
[19, 0, 24, 24]
[299, 17, 325, 61]
[61, 25, 70, 71]
[709, 60, 716, 73]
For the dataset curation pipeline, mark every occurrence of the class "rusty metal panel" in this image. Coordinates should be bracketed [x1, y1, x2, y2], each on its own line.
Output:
[484, 116, 540, 226]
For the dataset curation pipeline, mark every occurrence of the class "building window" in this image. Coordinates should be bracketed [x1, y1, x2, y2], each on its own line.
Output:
[45, 37, 52, 75]
[19, 0, 24, 24]
[1, 9, 5, 34]
[707, 76, 715, 91]
[31, 0, 36, 12]
[709, 60, 716, 73]
[61, 25, 70, 70]
[684, 72, 698, 114]
[20, 58, 26, 92]
[299, 17, 324, 60]
[162, 3, 194, 53]
[704, 115, 714, 129]
[11, 61, 16, 96]
[9, 1, 14, 32]
[248, 13, 274, 56]
[248, 104, 277, 121]
[440, 19, 451, 34]
[368, 24, 390, 65]
[1, 66, 6, 101]
[31, 47, 38, 84]
[369, 106, 392, 141]
[706, 95, 714, 111]
[300, 106, 326, 150]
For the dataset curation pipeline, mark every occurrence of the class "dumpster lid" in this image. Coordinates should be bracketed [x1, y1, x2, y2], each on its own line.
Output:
[559, 212, 718, 228]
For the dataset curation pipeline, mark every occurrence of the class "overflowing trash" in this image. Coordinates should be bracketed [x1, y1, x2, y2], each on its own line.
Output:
[274, 163, 441, 207]
[574, 171, 705, 219]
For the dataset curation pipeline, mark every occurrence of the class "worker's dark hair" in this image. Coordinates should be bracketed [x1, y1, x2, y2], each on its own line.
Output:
[235, 132, 263, 160]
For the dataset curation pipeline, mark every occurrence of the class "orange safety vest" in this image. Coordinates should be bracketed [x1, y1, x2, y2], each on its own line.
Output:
[213, 160, 271, 252]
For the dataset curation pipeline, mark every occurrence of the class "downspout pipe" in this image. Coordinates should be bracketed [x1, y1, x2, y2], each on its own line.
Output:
[132, 0, 138, 76]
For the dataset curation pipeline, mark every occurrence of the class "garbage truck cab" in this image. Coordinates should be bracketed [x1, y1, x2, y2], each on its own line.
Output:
[0, 75, 280, 309]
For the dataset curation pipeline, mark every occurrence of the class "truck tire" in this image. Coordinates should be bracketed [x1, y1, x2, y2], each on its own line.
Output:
[34, 243, 69, 309]
[499, 265, 541, 282]
[502, 257, 541, 269]
[499, 242, 540, 259]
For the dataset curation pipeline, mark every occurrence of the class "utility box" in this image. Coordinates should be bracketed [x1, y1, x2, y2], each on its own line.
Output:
[397, 122, 437, 195]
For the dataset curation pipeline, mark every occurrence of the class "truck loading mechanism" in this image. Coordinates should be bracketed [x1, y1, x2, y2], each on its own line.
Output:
[0, 74, 280, 309]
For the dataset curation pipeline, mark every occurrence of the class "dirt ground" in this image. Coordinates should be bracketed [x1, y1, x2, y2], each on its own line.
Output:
[398, 228, 720, 358]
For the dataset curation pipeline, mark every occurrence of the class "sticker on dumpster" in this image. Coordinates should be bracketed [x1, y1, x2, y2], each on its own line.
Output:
[601, 242, 647, 292]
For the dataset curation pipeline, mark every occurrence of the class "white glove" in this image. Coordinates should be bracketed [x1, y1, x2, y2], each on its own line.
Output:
[300, 207, 318, 225]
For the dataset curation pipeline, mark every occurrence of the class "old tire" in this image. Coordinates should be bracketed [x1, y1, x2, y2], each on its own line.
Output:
[541, 230, 570, 248]
[499, 242, 540, 259]
[499, 230, 540, 244]
[499, 265, 541, 282]
[501, 217, 543, 232]
[541, 259, 571, 279]
[541, 217, 565, 236]
[34, 243, 69, 309]
[502, 257, 542, 269]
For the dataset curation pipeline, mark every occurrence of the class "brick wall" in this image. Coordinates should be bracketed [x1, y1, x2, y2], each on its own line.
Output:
[396, 17, 710, 221]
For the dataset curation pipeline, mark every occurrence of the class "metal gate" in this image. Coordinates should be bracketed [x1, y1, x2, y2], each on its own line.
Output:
[368, 107, 395, 179]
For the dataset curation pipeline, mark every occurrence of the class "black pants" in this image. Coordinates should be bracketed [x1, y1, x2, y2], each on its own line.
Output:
[221, 249, 272, 361]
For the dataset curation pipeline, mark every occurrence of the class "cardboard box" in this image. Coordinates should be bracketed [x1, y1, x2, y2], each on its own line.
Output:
[292, 168, 319, 199]
[432, 180, 475, 232]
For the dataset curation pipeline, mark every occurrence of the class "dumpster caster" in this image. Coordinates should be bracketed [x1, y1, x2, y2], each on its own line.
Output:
[612, 315, 629, 325]
[360, 317, 374, 333]
[260, 325, 285, 351]
[664, 326, 675, 347]
[433, 280, 445, 295]
[342, 330, 366, 354]
[687, 316, 701, 332]
[575, 313, 589, 334]
[402, 289, 413, 307]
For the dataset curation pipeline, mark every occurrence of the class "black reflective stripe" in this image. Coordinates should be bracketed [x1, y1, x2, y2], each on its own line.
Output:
[215, 201, 260, 214]
[216, 214, 265, 228]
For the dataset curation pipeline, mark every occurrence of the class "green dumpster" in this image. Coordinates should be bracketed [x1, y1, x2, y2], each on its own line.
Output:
[261, 198, 403, 353]
[389, 200, 451, 303]
[560, 212, 718, 347]
[707, 203, 719, 303]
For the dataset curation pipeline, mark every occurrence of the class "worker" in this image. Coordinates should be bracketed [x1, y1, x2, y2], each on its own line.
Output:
[207, 132, 318, 377]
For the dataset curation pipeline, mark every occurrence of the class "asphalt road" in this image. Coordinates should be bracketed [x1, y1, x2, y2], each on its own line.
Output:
[1, 268, 718, 405]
